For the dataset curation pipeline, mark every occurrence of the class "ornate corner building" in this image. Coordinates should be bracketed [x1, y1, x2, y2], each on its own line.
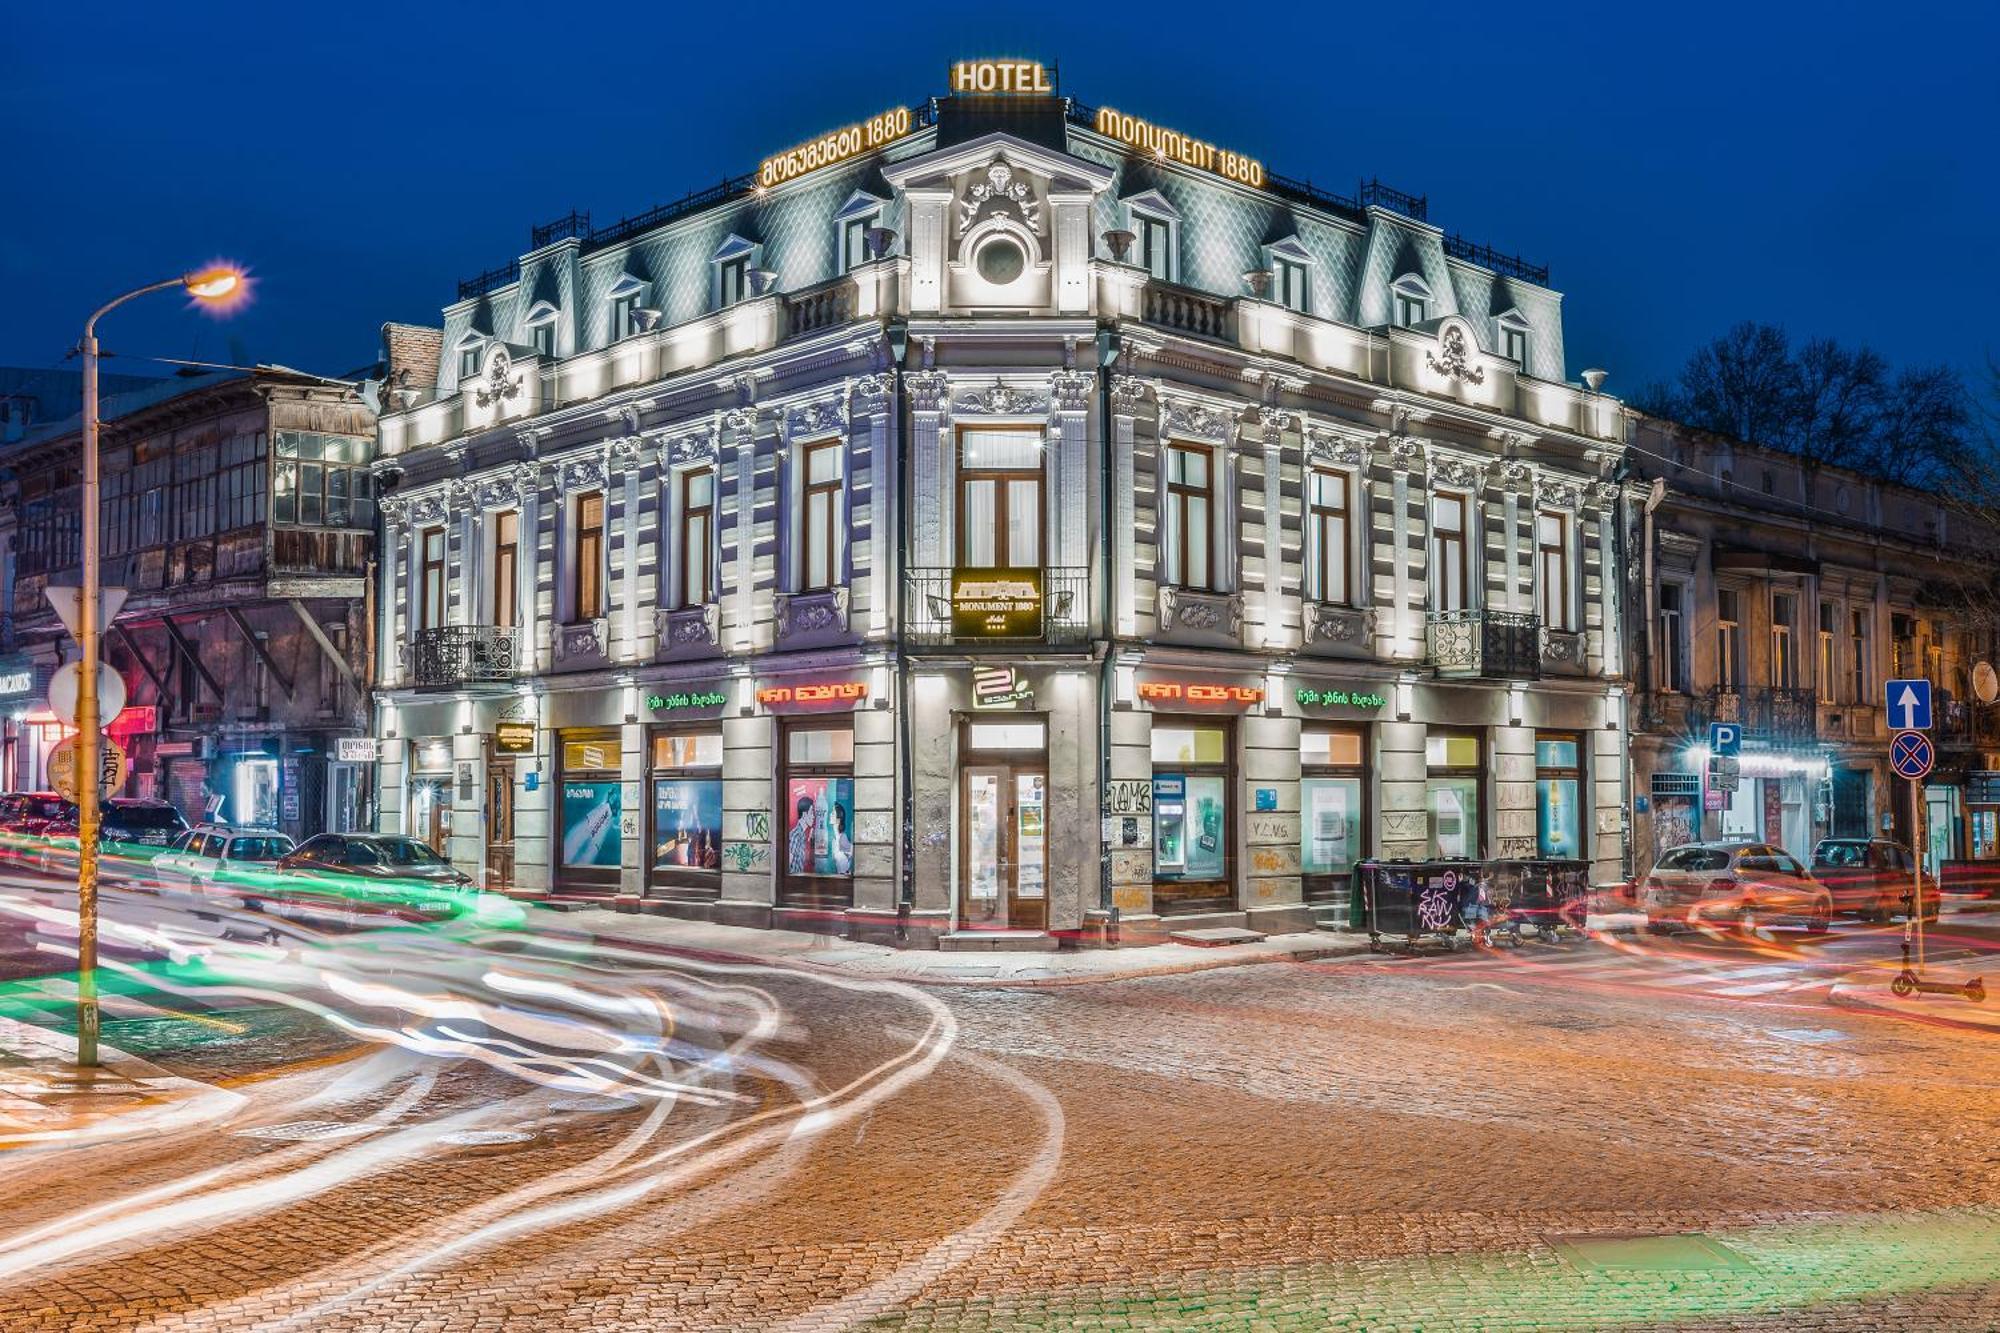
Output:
[371, 59, 1635, 945]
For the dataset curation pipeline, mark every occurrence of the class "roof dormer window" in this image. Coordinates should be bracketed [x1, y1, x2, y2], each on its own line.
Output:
[454, 333, 485, 381]
[1263, 236, 1314, 314]
[1496, 309, 1531, 368]
[834, 191, 889, 274]
[1122, 190, 1181, 284]
[712, 233, 763, 309]
[524, 300, 559, 359]
[1392, 275, 1432, 327]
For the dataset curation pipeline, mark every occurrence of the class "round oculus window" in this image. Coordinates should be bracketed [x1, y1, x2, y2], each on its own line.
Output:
[976, 238, 1026, 284]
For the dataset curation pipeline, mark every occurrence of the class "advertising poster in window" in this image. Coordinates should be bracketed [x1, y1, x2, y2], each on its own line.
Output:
[653, 779, 722, 870]
[1301, 778, 1358, 874]
[1537, 778, 1580, 859]
[1016, 774, 1047, 899]
[561, 781, 622, 867]
[787, 776, 855, 877]
[1153, 774, 1226, 880]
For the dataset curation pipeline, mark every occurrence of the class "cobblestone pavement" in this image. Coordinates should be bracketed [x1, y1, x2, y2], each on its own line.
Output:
[0, 883, 1995, 1331]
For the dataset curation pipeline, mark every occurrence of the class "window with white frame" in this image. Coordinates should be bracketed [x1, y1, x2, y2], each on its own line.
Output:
[606, 274, 649, 342]
[456, 337, 483, 380]
[800, 441, 843, 591]
[1307, 468, 1352, 606]
[1849, 608, 1869, 703]
[678, 467, 716, 607]
[492, 509, 520, 629]
[529, 319, 555, 358]
[1537, 510, 1571, 631]
[1818, 602, 1838, 704]
[1657, 582, 1688, 692]
[1772, 591, 1797, 688]
[841, 216, 874, 273]
[1163, 442, 1214, 590]
[1392, 275, 1431, 327]
[1499, 314, 1531, 366]
[571, 490, 605, 623]
[1125, 193, 1179, 283]
[713, 234, 759, 309]
[1429, 491, 1470, 612]
[1275, 257, 1308, 312]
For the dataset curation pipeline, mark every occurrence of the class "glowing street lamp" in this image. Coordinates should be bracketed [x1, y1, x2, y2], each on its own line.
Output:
[71, 263, 247, 1068]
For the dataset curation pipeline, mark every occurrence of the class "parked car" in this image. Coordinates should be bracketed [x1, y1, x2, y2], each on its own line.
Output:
[153, 825, 296, 887]
[1811, 838, 1935, 923]
[1643, 841, 1833, 934]
[99, 798, 189, 849]
[0, 791, 76, 836]
[267, 834, 476, 927]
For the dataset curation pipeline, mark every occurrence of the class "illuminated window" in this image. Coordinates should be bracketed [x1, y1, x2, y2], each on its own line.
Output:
[718, 257, 748, 306]
[1657, 582, 1688, 692]
[1392, 274, 1431, 327]
[713, 233, 760, 309]
[1125, 191, 1180, 283]
[678, 467, 715, 607]
[456, 337, 482, 380]
[1307, 468, 1351, 606]
[572, 491, 605, 622]
[1818, 602, 1838, 704]
[842, 216, 875, 273]
[524, 300, 558, 358]
[611, 293, 640, 341]
[1534, 733, 1583, 859]
[1164, 443, 1214, 591]
[1429, 492, 1469, 612]
[1499, 313, 1531, 366]
[492, 509, 519, 629]
[1536, 510, 1570, 631]
[1772, 592, 1797, 688]
[957, 427, 1043, 569]
[1849, 609, 1869, 703]
[801, 442, 843, 591]
[1275, 257, 1308, 312]
[418, 526, 446, 632]
[1717, 588, 1742, 690]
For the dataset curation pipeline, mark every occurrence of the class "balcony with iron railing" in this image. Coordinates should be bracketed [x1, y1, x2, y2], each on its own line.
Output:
[1936, 692, 2000, 748]
[410, 625, 521, 688]
[1425, 609, 1541, 680]
[904, 567, 1088, 648]
[1694, 685, 1819, 748]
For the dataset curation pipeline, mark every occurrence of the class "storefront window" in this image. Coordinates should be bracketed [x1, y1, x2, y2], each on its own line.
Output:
[1152, 722, 1231, 914]
[650, 730, 722, 890]
[782, 722, 854, 906]
[1535, 733, 1582, 860]
[557, 730, 622, 884]
[1425, 730, 1482, 859]
[1300, 726, 1366, 900]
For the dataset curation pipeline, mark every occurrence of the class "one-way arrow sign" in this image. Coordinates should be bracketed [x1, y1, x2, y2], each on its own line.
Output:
[1886, 678, 1933, 731]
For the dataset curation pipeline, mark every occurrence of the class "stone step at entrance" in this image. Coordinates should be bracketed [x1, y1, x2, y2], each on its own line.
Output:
[938, 930, 1061, 953]
[1167, 926, 1267, 948]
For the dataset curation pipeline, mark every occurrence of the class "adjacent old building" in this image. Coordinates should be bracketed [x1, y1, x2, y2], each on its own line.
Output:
[370, 58, 1634, 945]
[1626, 413, 1999, 876]
[0, 368, 377, 838]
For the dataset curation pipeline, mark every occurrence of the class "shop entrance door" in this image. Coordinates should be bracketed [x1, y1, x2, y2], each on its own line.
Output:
[486, 758, 516, 890]
[960, 763, 1048, 931]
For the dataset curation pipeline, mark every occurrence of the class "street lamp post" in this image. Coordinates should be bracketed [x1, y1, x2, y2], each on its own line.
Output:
[73, 267, 243, 1067]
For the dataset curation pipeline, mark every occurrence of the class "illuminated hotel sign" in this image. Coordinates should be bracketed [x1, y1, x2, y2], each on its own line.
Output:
[1093, 107, 1264, 188]
[758, 107, 914, 188]
[1295, 686, 1387, 712]
[1137, 680, 1264, 707]
[950, 59, 1054, 95]
[757, 680, 869, 707]
[0, 669, 30, 696]
[951, 569, 1043, 638]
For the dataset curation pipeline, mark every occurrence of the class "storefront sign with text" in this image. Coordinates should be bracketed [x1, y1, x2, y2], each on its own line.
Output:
[1137, 680, 1264, 707]
[647, 689, 728, 713]
[952, 569, 1043, 639]
[757, 680, 869, 709]
[1295, 686, 1387, 711]
[494, 723, 537, 754]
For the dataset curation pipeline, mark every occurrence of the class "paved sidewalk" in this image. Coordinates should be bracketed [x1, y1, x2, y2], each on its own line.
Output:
[0, 1013, 244, 1149]
[575, 912, 1371, 986]
[1828, 951, 1999, 1032]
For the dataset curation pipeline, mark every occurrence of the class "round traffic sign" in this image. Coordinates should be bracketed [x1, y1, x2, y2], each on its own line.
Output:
[1890, 730, 1935, 781]
[48, 661, 127, 728]
[48, 735, 130, 802]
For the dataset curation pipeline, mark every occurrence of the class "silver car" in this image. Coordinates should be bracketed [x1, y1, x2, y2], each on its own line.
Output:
[1643, 841, 1833, 934]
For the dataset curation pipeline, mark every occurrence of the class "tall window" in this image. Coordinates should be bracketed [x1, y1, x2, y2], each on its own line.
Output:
[1535, 733, 1583, 859]
[1536, 510, 1570, 631]
[957, 428, 1043, 569]
[1164, 443, 1214, 590]
[1772, 592, 1797, 688]
[1307, 469, 1351, 605]
[841, 215, 876, 273]
[1138, 214, 1173, 281]
[1430, 492, 1469, 612]
[679, 468, 715, 607]
[492, 510, 519, 629]
[273, 432, 373, 529]
[1818, 602, 1838, 704]
[801, 442, 842, 591]
[611, 293, 640, 341]
[1425, 731, 1482, 859]
[458, 342, 481, 379]
[572, 491, 605, 622]
[718, 256, 749, 307]
[1274, 257, 1308, 312]
[1717, 589, 1742, 691]
[1393, 276, 1430, 327]
[1849, 609, 1869, 703]
[1502, 323, 1530, 365]
[1891, 614, 1915, 678]
[1657, 583, 1687, 692]
[528, 319, 555, 358]
[418, 526, 446, 632]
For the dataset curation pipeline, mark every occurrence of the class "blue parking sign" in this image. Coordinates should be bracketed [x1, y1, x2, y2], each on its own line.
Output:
[1709, 722, 1741, 756]
[1886, 678, 1932, 731]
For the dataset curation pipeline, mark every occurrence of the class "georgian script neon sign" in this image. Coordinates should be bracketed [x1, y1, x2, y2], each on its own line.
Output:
[758, 107, 914, 188]
[1137, 681, 1264, 706]
[757, 681, 869, 707]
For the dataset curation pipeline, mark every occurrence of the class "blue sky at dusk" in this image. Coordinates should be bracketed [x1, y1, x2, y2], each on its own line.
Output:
[4, 1, 1995, 401]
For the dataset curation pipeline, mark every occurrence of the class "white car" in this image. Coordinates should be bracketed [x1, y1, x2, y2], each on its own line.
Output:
[154, 825, 296, 887]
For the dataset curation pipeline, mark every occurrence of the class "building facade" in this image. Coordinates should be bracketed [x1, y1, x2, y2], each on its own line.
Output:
[0, 369, 377, 838]
[371, 61, 1634, 944]
[1626, 414, 1999, 876]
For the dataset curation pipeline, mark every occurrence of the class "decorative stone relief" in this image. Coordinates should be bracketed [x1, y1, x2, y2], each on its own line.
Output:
[1049, 370, 1092, 413]
[1387, 435, 1425, 474]
[473, 350, 521, 408]
[1306, 603, 1373, 645]
[377, 497, 410, 528]
[1589, 480, 1623, 510]
[958, 159, 1041, 234]
[656, 604, 719, 652]
[1160, 396, 1239, 444]
[1536, 475, 1585, 512]
[667, 425, 719, 467]
[955, 377, 1048, 418]
[1430, 453, 1488, 492]
[784, 396, 849, 441]
[1109, 375, 1153, 416]
[554, 618, 609, 665]
[1305, 427, 1367, 467]
[408, 493, 449, 525]
[1426, 323, 1486, 385]
[558, 456, 608, 493]
[1495, 459, 1535, 495]
[775, 587, 850, 639]
[1542, 629, 1584, 665]
[722, 406, 761, 437]
[906, 370, 950, 415]
[1159, 585, 1243, 637]
[475, 474, 523, 510]
[851, 373, 892, 413]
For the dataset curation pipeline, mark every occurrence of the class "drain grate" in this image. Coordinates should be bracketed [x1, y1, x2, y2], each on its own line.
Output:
[237, 1120, 374, 1142]
[1550, 1233, 1751, 1273]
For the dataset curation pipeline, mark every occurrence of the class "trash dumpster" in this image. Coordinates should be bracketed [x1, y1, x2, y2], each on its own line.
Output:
[1484, 859, 1590, 938]
[1354, 859, 1476, 951]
